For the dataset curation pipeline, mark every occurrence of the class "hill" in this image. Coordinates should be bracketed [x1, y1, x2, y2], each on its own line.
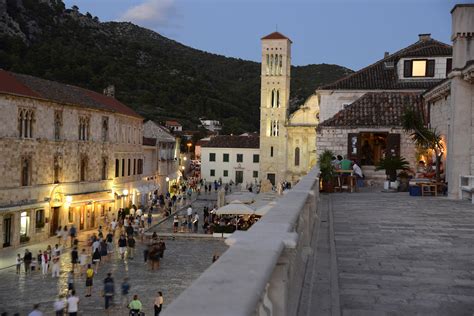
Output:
[0, 0, 353, 133]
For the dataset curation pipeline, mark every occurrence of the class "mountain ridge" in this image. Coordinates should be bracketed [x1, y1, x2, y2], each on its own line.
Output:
[0, 0, 353, 133]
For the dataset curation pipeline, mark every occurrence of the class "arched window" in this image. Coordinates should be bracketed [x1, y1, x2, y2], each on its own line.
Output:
[101, 157, 107, 180]
[266, 54, 270, 75]
[270, 54, 274, 75]
[102, 117, 109, 142]
[295, 147, 300, 166]
[54, 111, 62, 140]
[276, 90, 280, 108]
[21, 156, 31, 186]
[279, 54, 283, 75]
[80, 155, 88, 181]
[18, 108, 34, 138]
[271, 89, 275, 108]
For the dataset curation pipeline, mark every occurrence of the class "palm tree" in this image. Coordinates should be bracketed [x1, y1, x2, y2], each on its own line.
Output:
[402, 108, 444, 180]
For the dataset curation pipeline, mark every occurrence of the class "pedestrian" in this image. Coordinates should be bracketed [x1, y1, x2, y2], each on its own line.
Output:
[67, 271, 75, 292]
[51, 251, 60, 278]
[92, 248, 101, 273]
[193, 212, 199, 233]
[66, 290, 79, 315]
[110, 218, 118, 235]
[62, 226, 68, 247]
[53, 295, 66, 316]
[127, 235, 136, 260]
[24, 249, 32, 274]
[158, 239, 166, 258]
[41, 251, 49, 275]
[28, 303, 43, 316]
[147, 212, 152, 228]
[69, 225, 76, 248]
[128, 294, 143, 314]
[187, 206, 192, 222]
[121, 277, 130, 307]
[173, 215, 179, 233]
[103, 272, 115, 312]
[92, 237, 100, 254]
[79, 249, 88, 276]
[154, 291, 163, 316]
[99, 238, 108, 262]
[15, 253, 22, 274]
[118, 234, 127, 260]
[71, 247, 78, 272]
[85, 264, 94, 297]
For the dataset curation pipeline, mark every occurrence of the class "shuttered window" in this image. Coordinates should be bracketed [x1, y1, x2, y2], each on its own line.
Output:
[404, 60, 412, 77]
[446, 58, 452, 76]
[426, 60, 435, 77]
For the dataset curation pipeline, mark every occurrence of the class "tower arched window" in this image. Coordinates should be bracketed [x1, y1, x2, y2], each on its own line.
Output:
[279, 54, 283, 75]
[266, 54, 270, 75]
[276, 90, 280, 108]
[295, 147, 300, 166]
[270, 89, 274, 108]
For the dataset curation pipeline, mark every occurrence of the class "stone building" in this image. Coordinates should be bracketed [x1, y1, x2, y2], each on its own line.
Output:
[316, 34, 452, 175]
[143, 120, 180, 196]
[424, 4, 474, 199]
[0, 70, 145, 249]
[201, 135, 260, 186]
[259, 32, 318, 186]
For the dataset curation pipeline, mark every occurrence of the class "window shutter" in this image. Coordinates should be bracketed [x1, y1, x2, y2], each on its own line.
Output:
[404, 60, 412, 77]
[446, 58, 452, 76]
[426, 60, 435, 77]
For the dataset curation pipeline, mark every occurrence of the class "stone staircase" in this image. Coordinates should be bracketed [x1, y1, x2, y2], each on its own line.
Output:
[361, 165, 387, 187]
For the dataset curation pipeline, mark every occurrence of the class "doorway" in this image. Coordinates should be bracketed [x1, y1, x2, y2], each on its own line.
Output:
[267, 173, 276, 186]
[3, 216, 12, 247]
[347, 132, 400, 165]
[50, 207, 60, 236]
[80, 207, 85, 230]
[235, 170, 243, 184]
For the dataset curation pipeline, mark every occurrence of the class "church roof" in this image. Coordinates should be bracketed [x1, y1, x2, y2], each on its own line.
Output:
[318, 37, 452, 91]
[261, 32, 292, 42]
[202, 135, 260, 149]
[0, 69, 142, 118]
[318, 92, 423, 128]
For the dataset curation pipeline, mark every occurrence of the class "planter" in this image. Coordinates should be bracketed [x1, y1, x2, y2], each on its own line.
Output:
[399, 177, 409, 192]
[321, 179, 335, 193]
[212, 233, 232, 238]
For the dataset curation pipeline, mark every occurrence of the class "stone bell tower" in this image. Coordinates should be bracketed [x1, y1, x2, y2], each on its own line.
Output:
[259, 32, 291, 186]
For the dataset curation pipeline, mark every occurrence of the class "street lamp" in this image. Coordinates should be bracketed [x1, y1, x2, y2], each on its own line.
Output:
[181, 166, 185, 171]
[186, 142, 192, 153]
[183, 157, 187, 161]
[123, 189, 129, 196]
[166, 177, 170, 182]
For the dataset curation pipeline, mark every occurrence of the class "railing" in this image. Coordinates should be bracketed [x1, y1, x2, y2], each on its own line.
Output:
[163, 167, 320, 316]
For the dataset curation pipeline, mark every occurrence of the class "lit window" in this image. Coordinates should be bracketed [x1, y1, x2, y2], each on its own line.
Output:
[412, 60, 426, 77]
[20, 211, 29, 237]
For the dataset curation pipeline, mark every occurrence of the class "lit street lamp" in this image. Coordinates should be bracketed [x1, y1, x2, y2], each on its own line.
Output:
[186, 142, 192, 153]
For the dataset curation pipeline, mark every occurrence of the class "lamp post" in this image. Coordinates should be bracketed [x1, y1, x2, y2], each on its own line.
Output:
[186, 142, 192, 153]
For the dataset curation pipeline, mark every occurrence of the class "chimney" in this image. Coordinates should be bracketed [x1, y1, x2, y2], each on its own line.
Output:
[384, 51, 389, 58]
[418, 33, 431, 41]
[103, 85, 115, 98]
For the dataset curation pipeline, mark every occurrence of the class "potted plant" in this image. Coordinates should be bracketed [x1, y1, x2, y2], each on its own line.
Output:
[375, 156, 410, 190]
[319, 150, 336, 193]
[398, 170, 411, 192]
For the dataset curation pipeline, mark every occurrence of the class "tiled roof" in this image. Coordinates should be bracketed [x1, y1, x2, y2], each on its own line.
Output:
[143, 137, 157, 146]
[165, 120, 181, 126]
[318, 92, 423, 128]
[202, 135, 259, 149]
[0, 69, 141, 118]
[261, 32, 292, 42]
[319, 38, 452, 90]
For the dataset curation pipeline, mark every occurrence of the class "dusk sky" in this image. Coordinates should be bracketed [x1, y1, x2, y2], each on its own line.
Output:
[64, 0, 468, 71]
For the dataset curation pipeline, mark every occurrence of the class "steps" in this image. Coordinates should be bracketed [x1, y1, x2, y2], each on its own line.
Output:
[361, 165, 387, 187]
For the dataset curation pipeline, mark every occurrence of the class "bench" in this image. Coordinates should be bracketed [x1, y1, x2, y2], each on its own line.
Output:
[459, 175, 474, 204]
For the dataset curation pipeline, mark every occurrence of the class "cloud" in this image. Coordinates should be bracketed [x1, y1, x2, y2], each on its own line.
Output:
[120, 0, 176, 27]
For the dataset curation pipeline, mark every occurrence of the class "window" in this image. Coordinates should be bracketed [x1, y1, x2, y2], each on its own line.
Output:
[80, 155, 88, 181]
[270, 120, 279, 137]
[446, 58, 452, 76]
[210, 169, 215, 177]
[78, 116, 90, 141]
[101, 157, 107, 180]
[223, 170, 228, 177]
[54, 110, 62, 140]
[35, 209, 45, 228]
[115, 159, 119, 178]
[253, 171, 259, 178]
[53, 154, 61, 183]
[21, 156, 31, 186]
[20, 211, 29, 237]
[295, 147, 300, 166]
[209, 153, 216, 162]
[18, 108, 34, 138]
[270, 89, 280, 108]
[138, 159, 143, 174]
[223, 153, 229, 162]
[404, 59, 435, 78]
[236, 154, 243, 163]
[253, 154, 259, 163]
[270, 146, 274, 157]
[128, 159, 131, 176]
[133, 159, 136, 175]
[102, 117, 109, 142]
[122, 159, 125, 177]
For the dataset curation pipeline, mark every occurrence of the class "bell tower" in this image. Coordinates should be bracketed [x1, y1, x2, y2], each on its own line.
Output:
[259, 32, 291, 186]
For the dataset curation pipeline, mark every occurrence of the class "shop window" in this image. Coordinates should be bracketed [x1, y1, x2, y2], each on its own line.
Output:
[35, 209, 45, 229]
[115, 159, 119, 178]
[210, 169, 215, 176]
[236, 154, 243, 163]
[253, 171, 258, 178]
[253, 154, 259, 163]
[223, 170, 228, 177]
[20, 211, 30, 237]
[21, 156, 31, 186]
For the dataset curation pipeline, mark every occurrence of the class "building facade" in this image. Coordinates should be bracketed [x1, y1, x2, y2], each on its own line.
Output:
[425, 4, 474, 199]
[316, 34, 452, 174]
[201, 135, 260, 186]
[0, 70, 145, 249]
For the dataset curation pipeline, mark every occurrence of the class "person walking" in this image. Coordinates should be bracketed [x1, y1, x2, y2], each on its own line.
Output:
[62, 226, 68, 247]
[92, 248, 101, 273]
[85, 264, 94, 297]
[69, 225, 77, 248]
[23, 249, 32, 274]
[53, 295, 66, 316]
[118, 234, 127, 260]
[41, 251, 49, 275]
[154, 291, 163, 316]
[28, 304, 43, 316]
[193, 212, 199, 233]
[51, 251, 60, 278]
[121, 277, 130, 307]
[66, 290, 79, 316]
[70, 247, 78, 272]
[67, 271, 75, 293]
[103, 273, 115, 313]
[15, 253, 22, 274]
[127, 235, 136, 260]
[128, 294, 143, 315]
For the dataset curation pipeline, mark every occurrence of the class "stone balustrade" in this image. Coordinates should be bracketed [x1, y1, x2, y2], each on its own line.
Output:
[163, 167, 320, 316]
